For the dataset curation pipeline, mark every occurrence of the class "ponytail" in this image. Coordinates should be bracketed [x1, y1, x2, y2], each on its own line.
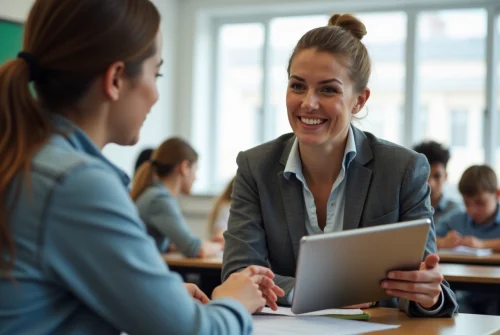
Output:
[0, 58, 51, 271]
[130, 161, 155, 201]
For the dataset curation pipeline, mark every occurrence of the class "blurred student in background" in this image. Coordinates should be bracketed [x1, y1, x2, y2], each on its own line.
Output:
[436, 165, 500, 251]
[131, 137, 222, 257]
[207, 177, 235, 244]
[436, 165, 500, 315]
[413, 141, 461, 228]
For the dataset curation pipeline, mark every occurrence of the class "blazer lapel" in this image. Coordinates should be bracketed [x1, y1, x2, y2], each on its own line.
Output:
[279, 137, 307, 260]
[343, 127, 373, 231]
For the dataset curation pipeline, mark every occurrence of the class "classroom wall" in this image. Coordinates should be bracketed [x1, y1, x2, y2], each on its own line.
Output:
[0, 0, 177, 177]
[0, 0, 33, 21]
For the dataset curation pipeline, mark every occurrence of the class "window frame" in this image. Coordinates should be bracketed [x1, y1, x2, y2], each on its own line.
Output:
[201, 0, 500, 194]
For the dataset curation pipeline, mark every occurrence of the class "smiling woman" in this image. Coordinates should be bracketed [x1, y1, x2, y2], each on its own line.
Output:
[222, 13, 459, 317]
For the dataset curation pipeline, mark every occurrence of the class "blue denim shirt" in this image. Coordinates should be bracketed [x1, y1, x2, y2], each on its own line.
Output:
[0, 116, 252, 335]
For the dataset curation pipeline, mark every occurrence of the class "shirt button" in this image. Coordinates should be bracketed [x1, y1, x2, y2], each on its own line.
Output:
[330, 201, 335, 207]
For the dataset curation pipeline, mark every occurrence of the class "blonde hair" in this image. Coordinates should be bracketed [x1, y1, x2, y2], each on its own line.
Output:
[207, 177, 234, 236]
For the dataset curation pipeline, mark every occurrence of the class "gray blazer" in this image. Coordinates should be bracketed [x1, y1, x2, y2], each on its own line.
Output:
[222, 126, 458, 317]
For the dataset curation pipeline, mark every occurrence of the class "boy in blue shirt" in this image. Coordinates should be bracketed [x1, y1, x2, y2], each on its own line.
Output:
[413, 141, 462, 228]
[436, 165, 500, 314]
[436, 165, 500, 250]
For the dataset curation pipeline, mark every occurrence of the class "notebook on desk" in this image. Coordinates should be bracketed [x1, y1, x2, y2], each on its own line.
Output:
[258, 307, 371, 320]
[439, 245, 493, 256]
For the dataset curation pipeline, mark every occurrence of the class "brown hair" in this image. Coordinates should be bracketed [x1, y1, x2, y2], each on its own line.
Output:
[287, 13, 371, 93]
[0, 0, 160, 271]
[207, 177, 235, 236]
[459, 165, 498, 197]
[130, 137, 199, 201]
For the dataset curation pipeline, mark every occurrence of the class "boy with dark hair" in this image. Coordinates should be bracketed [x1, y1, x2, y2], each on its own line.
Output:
[413, 141, 461, 227]
[436, 165, 500, 314]
[436, 165, 500, 250]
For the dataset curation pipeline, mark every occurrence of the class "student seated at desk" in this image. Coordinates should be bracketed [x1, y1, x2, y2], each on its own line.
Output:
[436, 165, 500, 251]
[413, 141, 462, 228]
[207, 177, 235, 244]
[131, 138, 222, 257]
[222, 13, 458, 317]
[436, 165, 500, 315]
[0, 1, 283, 334]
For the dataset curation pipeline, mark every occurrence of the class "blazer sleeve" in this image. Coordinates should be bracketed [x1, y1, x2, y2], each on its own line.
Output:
[396, 153, 459, 317]
[222, 152, 295, 304]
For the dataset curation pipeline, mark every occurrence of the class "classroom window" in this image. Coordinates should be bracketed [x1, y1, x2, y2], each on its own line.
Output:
[350, 12, 407, 145]
[419, 105, 429, 136]
[201, 3, 500, 194]
[214, 23, 264, 187]
[415, 9, 487, 184]
[450, 109, 468, 147]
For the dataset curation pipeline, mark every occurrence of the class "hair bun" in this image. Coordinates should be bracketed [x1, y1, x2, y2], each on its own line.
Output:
[328, 13, 367, 41]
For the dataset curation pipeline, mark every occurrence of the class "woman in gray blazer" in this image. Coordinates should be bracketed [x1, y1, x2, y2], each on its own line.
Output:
[222, 13, 458, 317]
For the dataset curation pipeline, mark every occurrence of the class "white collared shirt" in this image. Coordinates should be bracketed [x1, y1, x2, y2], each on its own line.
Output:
[283, 125, 357, 234]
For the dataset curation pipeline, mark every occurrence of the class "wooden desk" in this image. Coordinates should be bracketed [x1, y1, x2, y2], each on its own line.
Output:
[440, 263, 500, 294]
[163, 253, 222, 296]
[438, 252, 500, 265]
[365, 308, 500, 334]
[441, 263, 500, 284]
[162, 254, 222, 269]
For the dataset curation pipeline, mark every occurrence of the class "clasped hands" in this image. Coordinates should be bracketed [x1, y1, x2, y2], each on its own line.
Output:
[185, 265, 285, 311]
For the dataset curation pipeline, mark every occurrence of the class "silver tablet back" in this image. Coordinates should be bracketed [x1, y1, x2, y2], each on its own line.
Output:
[291, 219, 431, 314]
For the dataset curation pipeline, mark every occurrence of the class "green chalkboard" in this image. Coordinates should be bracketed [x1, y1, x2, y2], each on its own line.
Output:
[0, 19, 23, 66]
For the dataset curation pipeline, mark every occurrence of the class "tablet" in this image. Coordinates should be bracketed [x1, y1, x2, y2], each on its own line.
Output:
[291, 218, 431, 314]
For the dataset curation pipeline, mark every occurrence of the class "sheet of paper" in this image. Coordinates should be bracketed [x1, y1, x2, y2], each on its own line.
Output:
[252, 315, 399, 335]
[259, 306, 363, 316]
[440, 246, 493, 256]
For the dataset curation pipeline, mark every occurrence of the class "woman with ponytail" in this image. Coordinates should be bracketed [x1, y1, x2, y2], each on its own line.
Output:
[0, 1, 283, 334]
[131, 137, 222, 257]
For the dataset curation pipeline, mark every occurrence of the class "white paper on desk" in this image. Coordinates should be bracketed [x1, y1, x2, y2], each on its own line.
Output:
[259, 306, 363, 316]
[252, 315, 399, 335]
[440, 246, 493, 256]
